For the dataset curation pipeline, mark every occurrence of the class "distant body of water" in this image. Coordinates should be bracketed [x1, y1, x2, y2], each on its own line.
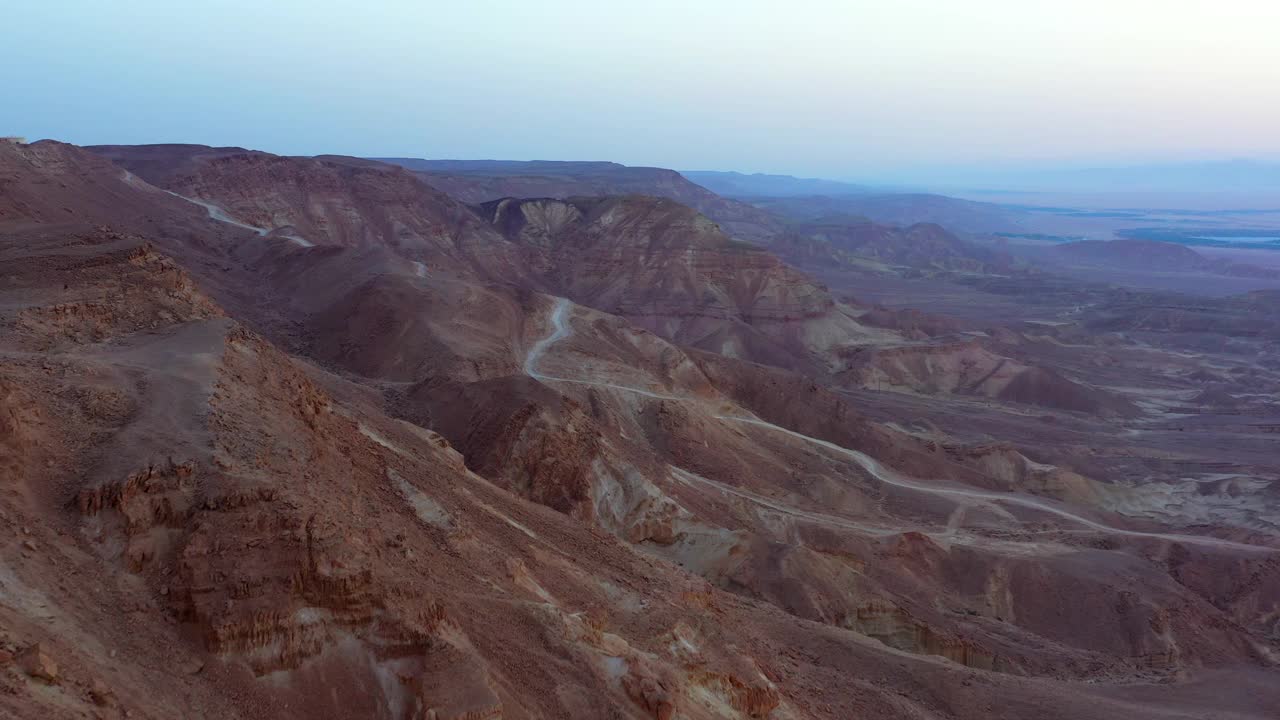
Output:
[1194, 235, 1280, 244]
[1121, 227, 1280, 249]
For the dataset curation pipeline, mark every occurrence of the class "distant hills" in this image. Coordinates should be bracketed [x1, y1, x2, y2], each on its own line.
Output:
[748, 193, 1031, 236]
[373, 157, 782, 242]
[681, 170, 868, 197]
[365, 157, 1280, 252]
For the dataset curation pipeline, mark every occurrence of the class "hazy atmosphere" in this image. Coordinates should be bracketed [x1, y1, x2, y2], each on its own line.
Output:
[4, 4, 1280, 719]
[4, 0, 1279, 181]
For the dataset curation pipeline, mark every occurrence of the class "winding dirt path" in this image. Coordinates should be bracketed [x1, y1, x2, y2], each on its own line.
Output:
[669, 467, 899, 537]
[525, 298, 1278, 553]
[717, 416, 1274, 553]
[121, 170, 314, 247]
[524, 297, 685, 400]
[524, 297, 574, 377]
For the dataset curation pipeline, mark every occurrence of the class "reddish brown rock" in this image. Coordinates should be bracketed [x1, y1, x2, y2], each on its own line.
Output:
[17, 643, 58, 683]
[89, 677, 117, 707]
[0, 138, 1275, 720]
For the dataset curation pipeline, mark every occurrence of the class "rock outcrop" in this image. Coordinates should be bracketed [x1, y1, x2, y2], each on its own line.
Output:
[0, 138, 1275, 720]
[375, 157, 784, 243]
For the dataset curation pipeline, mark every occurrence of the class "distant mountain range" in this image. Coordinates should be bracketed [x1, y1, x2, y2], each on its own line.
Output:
[372, 157, 783, 242]
[680, 170, 869, 197]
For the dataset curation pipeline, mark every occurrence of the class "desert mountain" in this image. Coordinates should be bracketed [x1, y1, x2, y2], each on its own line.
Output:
[85, 145, 881, 372]
[88, 144, 534, 280]
[478, 195, 894, 371]
[1, 139, 1278, 719]
[749, 192, 1029, 236]
[775, 218, 1010, 273]
[375, 157, 784, 243]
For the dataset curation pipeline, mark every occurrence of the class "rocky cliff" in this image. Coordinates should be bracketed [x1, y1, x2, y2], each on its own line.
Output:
[376, 157, 784, 243]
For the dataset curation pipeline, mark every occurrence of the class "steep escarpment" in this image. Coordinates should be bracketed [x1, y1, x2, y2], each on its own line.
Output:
[376, 157, 784, 243]
[489, 195, 826, 320]
[483, 195, 890, 370]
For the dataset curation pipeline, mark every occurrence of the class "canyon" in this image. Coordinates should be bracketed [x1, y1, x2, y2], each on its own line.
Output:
[1, 139, 1278, 720]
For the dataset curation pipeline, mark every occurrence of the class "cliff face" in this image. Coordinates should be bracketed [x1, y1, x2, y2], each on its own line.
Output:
[484, 196, 889, 371]
[377, 157, 784, 243]
[489, 196, 827, 320]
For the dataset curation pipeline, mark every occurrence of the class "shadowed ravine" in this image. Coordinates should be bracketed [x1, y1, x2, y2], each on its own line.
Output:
[525, 297, 1279, 553]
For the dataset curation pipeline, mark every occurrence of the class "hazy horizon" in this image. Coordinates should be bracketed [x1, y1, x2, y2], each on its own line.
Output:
[4, 1, 1279, 185]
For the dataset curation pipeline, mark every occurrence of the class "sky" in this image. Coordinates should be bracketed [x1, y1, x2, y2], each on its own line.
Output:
[3, 0, 1279, 182]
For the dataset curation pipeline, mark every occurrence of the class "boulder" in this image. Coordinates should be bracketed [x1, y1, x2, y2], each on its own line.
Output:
[90, 677, 117, 706]
[17, 643, 58, 683]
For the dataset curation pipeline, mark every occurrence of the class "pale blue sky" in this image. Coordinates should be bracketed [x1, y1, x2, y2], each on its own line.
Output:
[3, 0, 1278, 179]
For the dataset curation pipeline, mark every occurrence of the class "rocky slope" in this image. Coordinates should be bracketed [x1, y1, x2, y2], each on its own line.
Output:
[1, 140, 225, 236]
[0, 226, 819, 719]
[81, 145, 865, 375]
[839, 341, 1139, 417]
[89, 144, 528, 278]
[3, 139, 1279, 719]
[480, 195, 894, 371]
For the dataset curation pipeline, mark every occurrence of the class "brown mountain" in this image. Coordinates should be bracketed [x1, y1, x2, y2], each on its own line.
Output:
[777, 218, 1009, 272]
[88, 144, 532, 279]
[750, 192, 1028, 235]
[2, 139, 1277, 720]
[1, 140, 222, 235]
[376, 157, 784, 243]
[479, 195, 892, 371]
[86, 145, 879, 372]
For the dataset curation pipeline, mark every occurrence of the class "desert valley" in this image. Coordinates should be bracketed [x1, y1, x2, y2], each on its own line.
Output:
[0, 136, 1276, 719]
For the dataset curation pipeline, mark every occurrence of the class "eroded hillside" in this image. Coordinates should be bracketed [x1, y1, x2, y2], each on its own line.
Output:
[0, 139, 1277, 720]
